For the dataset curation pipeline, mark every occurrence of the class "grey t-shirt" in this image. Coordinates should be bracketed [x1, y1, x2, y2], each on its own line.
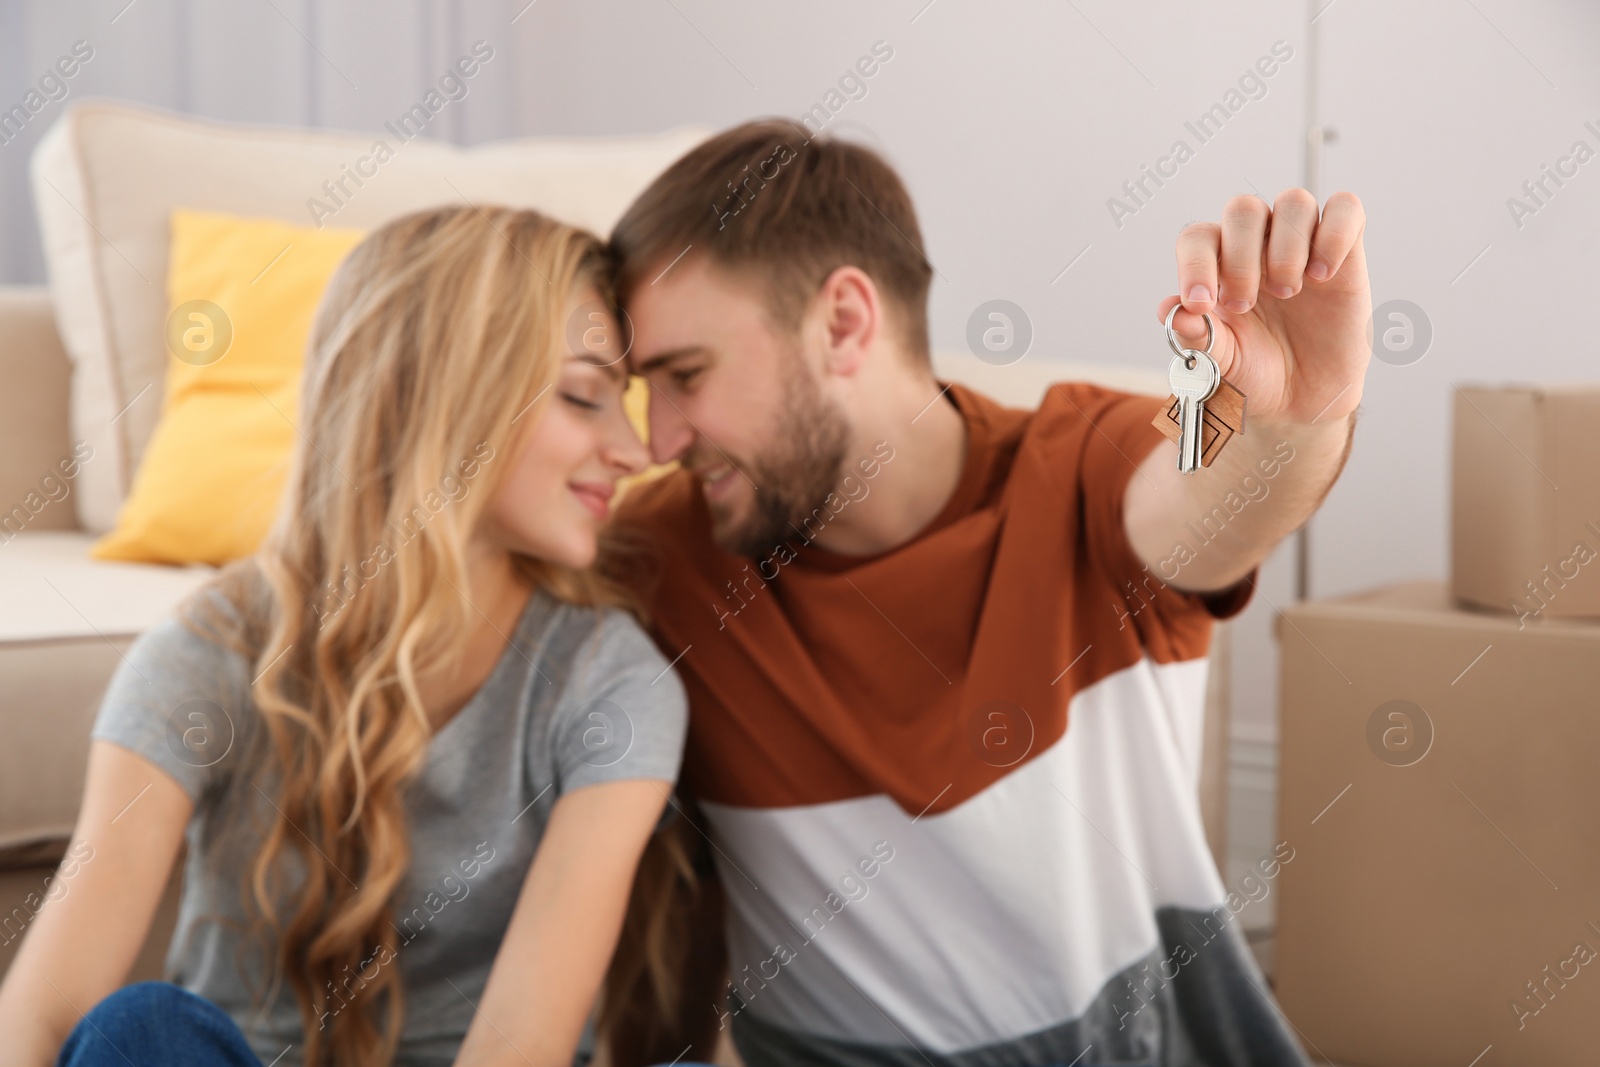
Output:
[91, 584, 687, 1067]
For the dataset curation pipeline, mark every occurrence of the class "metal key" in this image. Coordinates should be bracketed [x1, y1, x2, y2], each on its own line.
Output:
[1162, 304, 1220, 474]
[1168, 350, 1219, 474]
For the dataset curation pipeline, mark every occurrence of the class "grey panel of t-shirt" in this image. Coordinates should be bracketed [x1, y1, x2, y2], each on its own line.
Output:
[90, 584, 687, 1067]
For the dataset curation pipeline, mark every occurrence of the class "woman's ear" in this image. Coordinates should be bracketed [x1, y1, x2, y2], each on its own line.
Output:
[814, 265, 880, 377]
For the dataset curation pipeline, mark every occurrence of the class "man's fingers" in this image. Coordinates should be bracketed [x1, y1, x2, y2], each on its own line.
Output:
[1264, 188, 1318, 298]
[1218, 195, 1269, 314]
[1166, 190, 1362, 335]
[1174, 222, 1220, 311]
[1307, 190, 1365, 282]
[1155, 295, 1216, 352]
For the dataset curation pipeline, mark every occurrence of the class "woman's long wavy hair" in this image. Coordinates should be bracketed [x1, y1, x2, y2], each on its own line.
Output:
[176, 205, 698, 1065]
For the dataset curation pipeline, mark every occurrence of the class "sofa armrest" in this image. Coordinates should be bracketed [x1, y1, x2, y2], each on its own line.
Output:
[931, 350, 1169, 406]
[0, 286, 79, 536]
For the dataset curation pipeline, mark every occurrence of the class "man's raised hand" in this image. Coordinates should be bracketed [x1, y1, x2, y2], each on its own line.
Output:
[1157, 190, 1371, 427]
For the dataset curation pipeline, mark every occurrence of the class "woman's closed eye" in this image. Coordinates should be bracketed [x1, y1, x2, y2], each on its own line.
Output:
[562, 392, 602, 412]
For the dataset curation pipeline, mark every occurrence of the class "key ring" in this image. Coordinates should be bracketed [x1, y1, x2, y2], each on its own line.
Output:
[1164, 303, 1214, 366]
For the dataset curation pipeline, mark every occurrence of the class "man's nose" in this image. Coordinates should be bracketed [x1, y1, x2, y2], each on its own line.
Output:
[647, 388, 695, 466]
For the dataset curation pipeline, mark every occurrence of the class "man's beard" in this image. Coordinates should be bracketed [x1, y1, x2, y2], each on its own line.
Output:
[697, 359, 850, 558]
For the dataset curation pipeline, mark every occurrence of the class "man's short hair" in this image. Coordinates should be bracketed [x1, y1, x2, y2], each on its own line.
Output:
[609, 119, 934, 362]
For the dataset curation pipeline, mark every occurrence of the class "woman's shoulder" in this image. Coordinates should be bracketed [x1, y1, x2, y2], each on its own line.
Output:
[532, 594, 688, 790]
[526, 589, 670, 686]
[580, 602, 674, 674]
[91, 580, 259, 801]
[129, 583, 255, 687]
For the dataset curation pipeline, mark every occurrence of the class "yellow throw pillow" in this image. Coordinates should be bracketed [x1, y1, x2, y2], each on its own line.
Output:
[92, 211, 365, 564]
[619, 375, 676, 495]
[95, 209, 668, 565]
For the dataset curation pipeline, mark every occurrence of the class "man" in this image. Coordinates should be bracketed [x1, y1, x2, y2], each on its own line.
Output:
[606, 119, 1368, 1065]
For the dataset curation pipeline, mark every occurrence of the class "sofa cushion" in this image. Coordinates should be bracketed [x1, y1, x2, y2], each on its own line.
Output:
[30, 100, 707, 534]
[0, 532, 213, 644]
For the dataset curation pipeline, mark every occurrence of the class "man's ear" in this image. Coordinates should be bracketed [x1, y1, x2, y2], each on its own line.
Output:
[814, 265, 879, 377]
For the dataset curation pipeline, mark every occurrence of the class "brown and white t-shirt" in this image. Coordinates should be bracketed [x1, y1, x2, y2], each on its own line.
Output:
[613, 380, 1308, 1066]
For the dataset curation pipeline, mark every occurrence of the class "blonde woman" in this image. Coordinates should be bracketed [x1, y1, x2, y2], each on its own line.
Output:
[0, 206, 706, 1067]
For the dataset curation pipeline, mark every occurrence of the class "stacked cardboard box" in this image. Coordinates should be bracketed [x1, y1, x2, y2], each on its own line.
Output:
[1272, 385, 1600, 1066]
[1450, 385, 1600, 621]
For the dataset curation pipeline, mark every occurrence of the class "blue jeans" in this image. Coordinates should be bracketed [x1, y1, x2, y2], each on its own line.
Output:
[58, 982, 262, 1066]
[59, 981, 717, 1067]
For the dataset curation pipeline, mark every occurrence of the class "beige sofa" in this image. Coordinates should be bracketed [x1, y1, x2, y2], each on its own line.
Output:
[0, 101, 1229, 1003]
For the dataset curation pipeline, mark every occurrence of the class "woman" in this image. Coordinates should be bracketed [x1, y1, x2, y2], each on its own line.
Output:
[0, 206, 702, 1067]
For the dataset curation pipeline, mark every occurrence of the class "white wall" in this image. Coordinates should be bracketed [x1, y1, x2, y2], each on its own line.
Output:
[3, 0, 1594, 898]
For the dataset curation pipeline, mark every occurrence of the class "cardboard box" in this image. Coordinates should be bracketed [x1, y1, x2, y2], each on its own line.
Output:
[1452, 384, 1600, 621]
[1273, 580, 1600, 1066]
